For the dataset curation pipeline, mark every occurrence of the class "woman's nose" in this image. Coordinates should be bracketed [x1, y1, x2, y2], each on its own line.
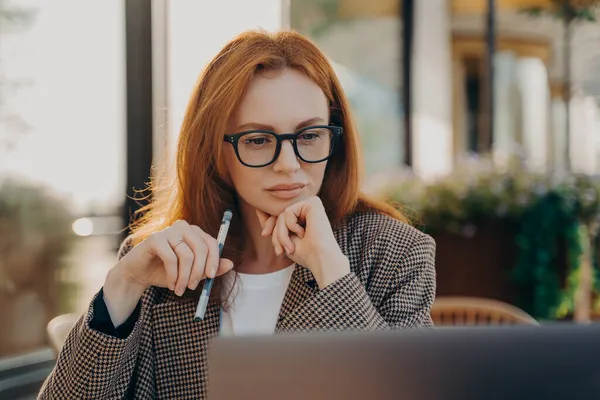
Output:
[273, 140, 300, 173]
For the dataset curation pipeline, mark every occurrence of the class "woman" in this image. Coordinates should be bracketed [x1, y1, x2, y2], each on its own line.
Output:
[39, 30, 436, 399]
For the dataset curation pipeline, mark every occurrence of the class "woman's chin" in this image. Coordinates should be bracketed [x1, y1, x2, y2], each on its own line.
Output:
[259, 197, 306, 216]
[261, 203, 290, 217]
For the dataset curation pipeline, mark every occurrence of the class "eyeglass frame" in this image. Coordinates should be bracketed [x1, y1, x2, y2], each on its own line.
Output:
[223, 124, 344, 168]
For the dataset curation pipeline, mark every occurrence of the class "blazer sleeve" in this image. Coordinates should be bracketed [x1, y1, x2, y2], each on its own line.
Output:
[38, 238, 157, 399]
[281, 231, 437, 331]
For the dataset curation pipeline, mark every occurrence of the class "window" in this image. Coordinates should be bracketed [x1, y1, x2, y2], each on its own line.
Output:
[290, 0, 404, 175]
[0, 0, 126, 360]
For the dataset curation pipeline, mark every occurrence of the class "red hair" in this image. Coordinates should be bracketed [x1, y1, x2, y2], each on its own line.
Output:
[129, 30, 406, 300]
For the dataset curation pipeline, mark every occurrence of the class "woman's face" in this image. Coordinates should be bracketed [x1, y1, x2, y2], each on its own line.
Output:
[224, 68, 330, 218]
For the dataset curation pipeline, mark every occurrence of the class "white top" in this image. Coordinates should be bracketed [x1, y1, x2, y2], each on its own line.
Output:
[219, 264, 295, 336]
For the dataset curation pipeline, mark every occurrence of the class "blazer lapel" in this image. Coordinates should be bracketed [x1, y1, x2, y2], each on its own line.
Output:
[275, 264, 317, 331]
[152, 293, 220, 399]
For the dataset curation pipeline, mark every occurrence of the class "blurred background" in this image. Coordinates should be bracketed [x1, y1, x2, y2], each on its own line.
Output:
[1, 0, 600, 397]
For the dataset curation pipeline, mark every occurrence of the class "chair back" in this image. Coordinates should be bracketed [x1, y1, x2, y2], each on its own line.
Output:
[47, 313, 79, 356]
[431, 296, 539, 326]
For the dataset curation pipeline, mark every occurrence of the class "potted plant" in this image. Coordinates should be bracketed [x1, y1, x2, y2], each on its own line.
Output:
[380, 157, 600, 321]
[0, 178, 75, 357]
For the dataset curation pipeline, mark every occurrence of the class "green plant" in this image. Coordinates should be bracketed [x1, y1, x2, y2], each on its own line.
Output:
[0, 178, 74, 297]
[512, 189, 582, 319]
[0, 0, 35, 32]
[289, 0, 361, 39]
[0, 178, 77, 356]
[381, 159, 600, 319]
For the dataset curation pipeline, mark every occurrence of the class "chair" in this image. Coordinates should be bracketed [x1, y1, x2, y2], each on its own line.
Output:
[47, 313, 79, 356]
[431, 296, 540, 326]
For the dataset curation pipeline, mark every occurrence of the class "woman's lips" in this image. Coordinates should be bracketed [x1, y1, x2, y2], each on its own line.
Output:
[265, 184, 306, 199]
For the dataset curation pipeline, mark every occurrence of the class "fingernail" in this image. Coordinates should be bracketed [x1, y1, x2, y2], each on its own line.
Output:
[169, 284, 175, 291]
[285, 246, 293, 255]
[190, 280, 199, 289]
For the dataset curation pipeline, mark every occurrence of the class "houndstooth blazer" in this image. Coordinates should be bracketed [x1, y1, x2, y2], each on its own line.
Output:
[38, 211, 436, 399]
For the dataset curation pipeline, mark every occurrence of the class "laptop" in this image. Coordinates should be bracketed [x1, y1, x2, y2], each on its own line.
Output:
[208, 324, 600, 400]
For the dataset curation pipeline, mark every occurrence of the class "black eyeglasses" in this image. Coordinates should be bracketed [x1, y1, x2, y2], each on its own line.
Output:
[223, 125, 343, 168]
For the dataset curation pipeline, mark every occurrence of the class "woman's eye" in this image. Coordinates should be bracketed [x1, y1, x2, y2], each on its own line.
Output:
[298, 132, 319, 141]
[243, 135, 272, 145]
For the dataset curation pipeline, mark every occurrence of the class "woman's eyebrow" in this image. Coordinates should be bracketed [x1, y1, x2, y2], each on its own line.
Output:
[235, 117, 325, 132]
[294, 117, 325, 129]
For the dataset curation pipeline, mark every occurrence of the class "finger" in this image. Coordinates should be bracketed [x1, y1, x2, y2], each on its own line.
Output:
[215, 258, 235, 276]
[276, 213, 295, 255]
[289, 234, 302, 253]
[284, 199, 311, 226]
[174, 242, 194, 296]
[202, 233, 220, 279]
[283, 208, 305, 238]
[255, 208, 270, 230]
[262, 215, 277, 237]
[166, 224, 194, 296]
[185, 225, 209, 289]
[256, 208, 278, 237]
[149, 232, 178, 291]
[271, 218, 284, 256]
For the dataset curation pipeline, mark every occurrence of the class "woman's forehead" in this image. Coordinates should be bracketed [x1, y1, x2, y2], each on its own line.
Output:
[232, 69, 329, 132]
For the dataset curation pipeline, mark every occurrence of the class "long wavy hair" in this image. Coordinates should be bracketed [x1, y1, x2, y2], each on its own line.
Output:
[129, 29, 406, 302]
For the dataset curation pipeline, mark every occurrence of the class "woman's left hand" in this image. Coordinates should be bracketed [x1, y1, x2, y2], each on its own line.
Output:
[256, 196, 350, 289]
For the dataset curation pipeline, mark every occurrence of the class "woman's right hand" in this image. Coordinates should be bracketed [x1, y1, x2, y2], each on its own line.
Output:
[102, 220, 234, 327]
[116, 220, 235, 296]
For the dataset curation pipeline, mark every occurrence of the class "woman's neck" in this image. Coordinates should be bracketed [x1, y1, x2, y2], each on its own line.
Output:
[236, 200, 292, 274]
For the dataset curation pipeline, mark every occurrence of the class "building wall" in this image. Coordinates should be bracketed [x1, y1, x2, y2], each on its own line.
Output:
[412, 0, 454, 180]
[451, 3, 600, 174]
[161, 0, 600, 180]
[289, 0, 404, 177]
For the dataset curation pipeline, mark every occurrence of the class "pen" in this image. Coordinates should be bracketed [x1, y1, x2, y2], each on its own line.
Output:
[195, 209, 233, 321]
